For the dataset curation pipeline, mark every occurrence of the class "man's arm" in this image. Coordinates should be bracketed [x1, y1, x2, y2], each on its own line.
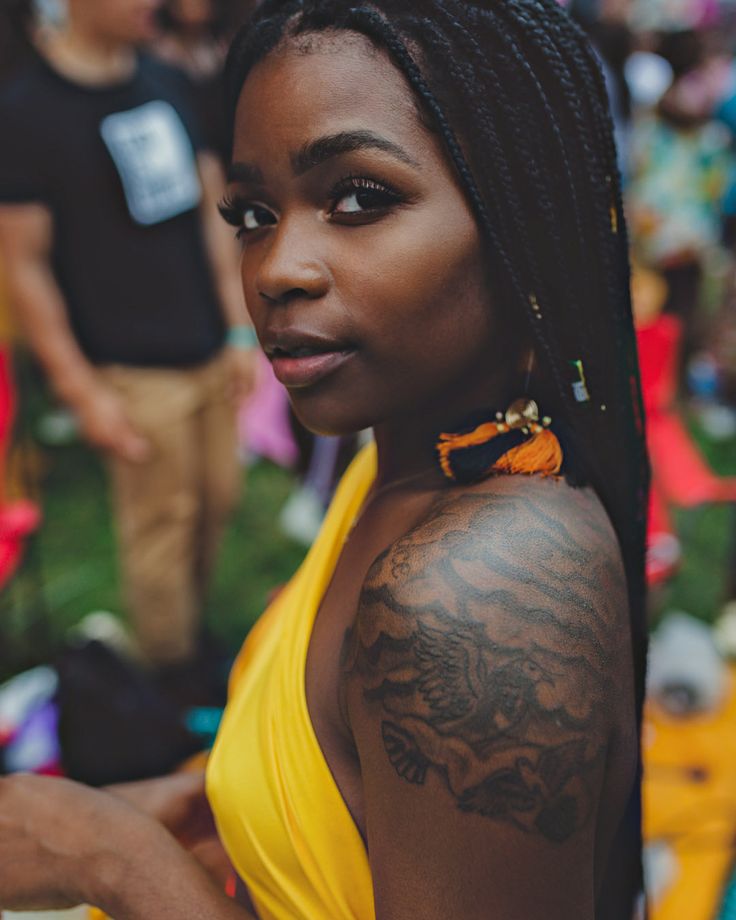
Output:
[343, 477, 636, 920]
[106, 770, 235, 887]
[197, 152, 257, 402]
[0, 202, 149, 461]
[197, 152, 249, 331]
[0, 773, 254, 919]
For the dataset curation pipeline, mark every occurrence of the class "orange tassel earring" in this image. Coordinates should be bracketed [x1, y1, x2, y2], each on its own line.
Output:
[436, 398, 564, 484]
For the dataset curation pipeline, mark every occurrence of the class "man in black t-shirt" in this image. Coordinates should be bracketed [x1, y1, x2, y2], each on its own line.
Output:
[0, 0, 257, 676]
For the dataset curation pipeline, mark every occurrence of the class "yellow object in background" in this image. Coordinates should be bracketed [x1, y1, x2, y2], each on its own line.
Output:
[644, 668, 736, 920]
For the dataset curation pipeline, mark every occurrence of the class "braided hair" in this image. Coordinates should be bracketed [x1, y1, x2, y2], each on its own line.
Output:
[226, 4, 649, 913]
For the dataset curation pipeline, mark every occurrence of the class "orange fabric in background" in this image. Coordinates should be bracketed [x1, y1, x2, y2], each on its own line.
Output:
[644, 667, 736, 920]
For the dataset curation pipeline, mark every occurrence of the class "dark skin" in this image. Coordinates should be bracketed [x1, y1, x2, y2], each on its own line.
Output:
[0, 33, 636, 919]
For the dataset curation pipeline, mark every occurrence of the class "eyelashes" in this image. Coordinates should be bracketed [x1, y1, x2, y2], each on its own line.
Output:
[218, 174, 405, 239]
[328, 174, 403, 215]
[218, 195, 273, 239]
[217, 194, 246, 236]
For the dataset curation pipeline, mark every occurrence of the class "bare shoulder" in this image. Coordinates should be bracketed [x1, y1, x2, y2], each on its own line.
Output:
[355, 474, 630, 679]
[342, 475, 634, 848]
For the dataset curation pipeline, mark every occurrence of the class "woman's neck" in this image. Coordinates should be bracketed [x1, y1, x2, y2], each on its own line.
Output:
[371, 354, 522, 490]
[371, 427, 445, 494]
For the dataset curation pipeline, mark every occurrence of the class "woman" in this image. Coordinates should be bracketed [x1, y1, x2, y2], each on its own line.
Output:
[0, 1, 648, 918]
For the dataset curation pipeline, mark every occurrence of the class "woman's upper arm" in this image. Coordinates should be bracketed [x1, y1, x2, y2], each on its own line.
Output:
[343, 482, 633, 920]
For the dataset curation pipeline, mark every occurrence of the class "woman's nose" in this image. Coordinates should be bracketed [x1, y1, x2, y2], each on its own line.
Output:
[254, 220, 330, 305]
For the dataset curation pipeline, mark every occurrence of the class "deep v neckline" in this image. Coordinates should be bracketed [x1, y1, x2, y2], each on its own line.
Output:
[298, 446, 378, 846]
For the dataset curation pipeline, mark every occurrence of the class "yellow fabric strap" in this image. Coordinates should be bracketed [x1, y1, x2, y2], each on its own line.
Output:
[206, 445, 378, 920]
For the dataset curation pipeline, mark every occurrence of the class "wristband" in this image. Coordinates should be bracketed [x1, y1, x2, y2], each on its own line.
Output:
[227, 325, 259, 350]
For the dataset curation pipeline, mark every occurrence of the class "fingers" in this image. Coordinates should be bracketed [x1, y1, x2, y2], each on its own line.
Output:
[75, 388, 151, 463]
[103, 412, 150, 463]
[114, 425, 151, 464]
[230, 377, 256, 406]
[189, 836, 233, 887]
[225, 367, 256, 404]
[105, 772, 207, 830]
[224, 348, 258, 405]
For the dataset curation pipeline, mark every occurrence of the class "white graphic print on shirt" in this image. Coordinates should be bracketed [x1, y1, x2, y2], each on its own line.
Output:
[100, 100, 201, 226]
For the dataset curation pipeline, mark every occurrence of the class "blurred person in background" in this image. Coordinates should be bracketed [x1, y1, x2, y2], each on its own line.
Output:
[0, 0, 257, 702]
[155, 0, 254, 162]
[627, 28, 733, 345]
[0, 0, 34, 84]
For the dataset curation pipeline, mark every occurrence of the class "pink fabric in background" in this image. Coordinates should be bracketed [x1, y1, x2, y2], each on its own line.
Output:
[238, 351, 298, 468]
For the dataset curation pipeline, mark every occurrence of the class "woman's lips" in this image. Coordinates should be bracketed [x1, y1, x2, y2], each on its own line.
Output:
[270, 349, 355, 388]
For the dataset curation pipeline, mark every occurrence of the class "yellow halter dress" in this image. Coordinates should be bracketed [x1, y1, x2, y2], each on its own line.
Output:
[206, 444, 377, 920]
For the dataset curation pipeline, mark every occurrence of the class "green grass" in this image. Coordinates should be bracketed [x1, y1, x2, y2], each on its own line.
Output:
[1, 425, 306, 680]
[2, 375, 736, 681]
[654, 412, 736, 623]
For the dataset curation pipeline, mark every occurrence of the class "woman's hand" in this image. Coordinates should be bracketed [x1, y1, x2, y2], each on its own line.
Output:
[0, 773, 145, 912]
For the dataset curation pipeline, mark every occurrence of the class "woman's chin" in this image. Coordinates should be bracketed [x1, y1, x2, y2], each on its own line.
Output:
[289, 399, 374, 439]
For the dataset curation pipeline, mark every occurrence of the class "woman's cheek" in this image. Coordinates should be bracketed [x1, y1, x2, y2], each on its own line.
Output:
[340, 232, 447, 326]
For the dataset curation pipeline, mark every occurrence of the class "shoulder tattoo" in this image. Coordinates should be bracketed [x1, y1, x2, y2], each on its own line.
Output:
[342, 487, 627, 844]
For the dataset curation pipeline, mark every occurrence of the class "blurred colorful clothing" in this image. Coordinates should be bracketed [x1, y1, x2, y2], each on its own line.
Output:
[627, 115, 733, 267]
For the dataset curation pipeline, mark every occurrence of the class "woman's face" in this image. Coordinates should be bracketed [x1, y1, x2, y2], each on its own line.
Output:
[227, 33, 508, 436]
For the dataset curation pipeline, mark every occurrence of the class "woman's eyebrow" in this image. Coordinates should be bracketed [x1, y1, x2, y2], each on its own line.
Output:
[226, 131, 420, 185]
[227, 162, 264, 184]
[291, 130, 420, 175]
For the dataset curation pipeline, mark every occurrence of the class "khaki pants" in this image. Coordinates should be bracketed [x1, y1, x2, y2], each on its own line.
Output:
[100, 353, 239, 666]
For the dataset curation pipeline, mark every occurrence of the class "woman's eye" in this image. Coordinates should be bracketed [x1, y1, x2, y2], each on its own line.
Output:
[218, 196, 276, 239]
[331, 178, 401, 217]
[242, 205, 276, 232]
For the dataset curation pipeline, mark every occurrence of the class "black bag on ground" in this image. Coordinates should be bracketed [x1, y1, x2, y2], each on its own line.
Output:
[55, 639, 202, 786]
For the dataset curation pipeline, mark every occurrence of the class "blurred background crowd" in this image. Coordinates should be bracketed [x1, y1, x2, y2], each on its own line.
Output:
[1, 0, 736, 916]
